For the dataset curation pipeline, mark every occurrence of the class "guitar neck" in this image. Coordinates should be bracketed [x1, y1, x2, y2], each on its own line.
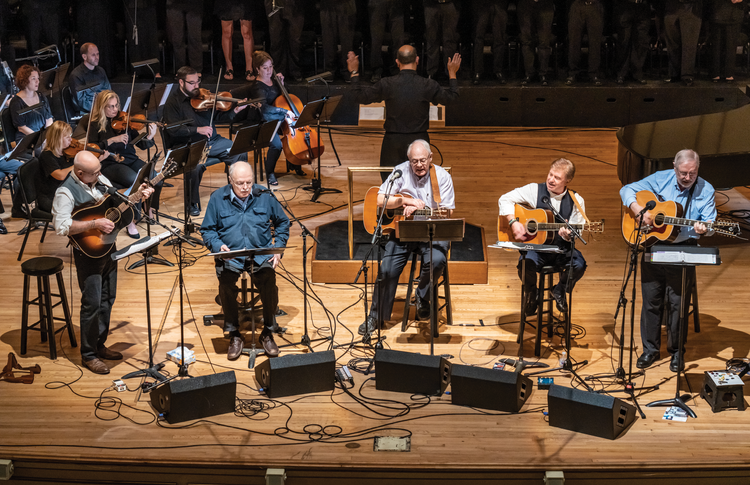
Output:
[536, 223, 585, 231]
[662, 216, 709, 229]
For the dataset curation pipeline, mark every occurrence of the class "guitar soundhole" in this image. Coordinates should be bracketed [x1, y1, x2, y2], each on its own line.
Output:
[653, 213, 664, 226]
[527, 220, 537, 235]
[105, 208, 121, 224]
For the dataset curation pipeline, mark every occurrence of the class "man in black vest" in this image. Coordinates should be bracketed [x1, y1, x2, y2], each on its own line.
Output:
[51, 151, 154, 375]
[497, 158, 588, 315]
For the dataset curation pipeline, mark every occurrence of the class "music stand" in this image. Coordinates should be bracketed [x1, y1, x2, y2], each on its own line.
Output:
[163, 139, 205, 245]
[7, 129, 42, 162]
[229, 121, 281, 186]
[295, 95, 343, 202]
[396, 218, 465, 355]
[39, 63, 68, 98]
[645, 245, 721, 419]
[209, 247, 288, 369]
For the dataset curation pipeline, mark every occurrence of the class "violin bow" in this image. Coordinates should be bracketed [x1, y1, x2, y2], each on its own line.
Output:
[125, 72, 137, 136]
[84, 90, 96, 147]
[200, 67, 223, 164]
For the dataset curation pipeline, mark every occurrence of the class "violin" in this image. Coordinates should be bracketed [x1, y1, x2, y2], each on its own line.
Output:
[63, 138, 123, 163]
[110, 111, 164, 132]
[189, 88, 255, 111]
[272, 70, 324, 166]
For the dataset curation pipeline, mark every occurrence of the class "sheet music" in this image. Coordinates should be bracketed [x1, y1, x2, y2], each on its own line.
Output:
[123, 96, 131, 111]
[651, 251, 716, 265]
[159, 84, 173, 106]
[489, 241, 564, 253]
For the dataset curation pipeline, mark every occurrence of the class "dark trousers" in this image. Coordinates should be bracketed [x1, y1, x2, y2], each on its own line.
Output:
[101, 157, 164, 211]
[265, 0, 305, 78]
[369, 237, 449, 321]
[518, 248, 587, 294]
[218, 262, 278, 334]
[518, 0, 554, 77]
[369, 0, 406, 73]
[321, 0, 356, 75]
[567, 0, 604, 77]
[614, 1, 651, 79]
[379, 131, 429, 182]
[188, 135, 247, 206]
[664, 4, 702, 79]
[74, 249, 118, 361]
[265, 133, 284, 175]
[23, 3, 60, 56]
[640, 257, 695, 356]
[472, 0, 508, 75]
[166, 3, 203, 73]
[424, 1, 460, 76]
[710, 22, 741, 79]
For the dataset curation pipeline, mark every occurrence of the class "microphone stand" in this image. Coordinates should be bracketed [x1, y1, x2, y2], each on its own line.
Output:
[526, 197, 591, 391]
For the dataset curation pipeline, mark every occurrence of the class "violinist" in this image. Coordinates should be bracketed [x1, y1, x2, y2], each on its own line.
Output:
[73, 90, 162, 239]
[9, 65, 53, 144]
[162, 65, 250, 217]
[249, 50, 304, 186]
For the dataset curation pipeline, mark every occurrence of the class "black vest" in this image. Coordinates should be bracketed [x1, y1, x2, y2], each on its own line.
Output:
[537, 183, 574, 248]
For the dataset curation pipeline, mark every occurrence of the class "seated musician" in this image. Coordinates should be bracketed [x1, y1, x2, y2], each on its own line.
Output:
[619, 149, 715, 372]
[359, 139, 454, 335]
[497, 158, 588, 316]
[249, 50, 304, 186]
[162, 65, 250, 217]
[9, 64, 53, 143]
[73, 90, 162, 239]
[68, 43, 111, 113]
[52, 150, 154, 375]
[200, 161, 290, 360]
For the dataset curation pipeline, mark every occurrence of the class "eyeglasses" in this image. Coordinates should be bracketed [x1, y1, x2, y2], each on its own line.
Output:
[80, 168, 102, 177]
[184, 79, 201, 86]
[677, 170, 697, 178]
[232, 180, 252, 188]
[409, 157, 430, 166]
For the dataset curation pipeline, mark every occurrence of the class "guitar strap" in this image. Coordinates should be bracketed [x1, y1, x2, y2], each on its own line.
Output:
[429, 165, 441, 206]
[568, 189, 590, 224]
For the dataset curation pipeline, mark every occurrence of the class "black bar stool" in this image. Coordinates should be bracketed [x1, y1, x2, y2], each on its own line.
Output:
[401, 252, 453, 335]
[518, 265, 567, 357]
[21, 257, 77, 360]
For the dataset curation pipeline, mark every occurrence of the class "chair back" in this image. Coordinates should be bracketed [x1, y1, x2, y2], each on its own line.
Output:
[17, 157, 41, 208]
[1, 107, 17, 153]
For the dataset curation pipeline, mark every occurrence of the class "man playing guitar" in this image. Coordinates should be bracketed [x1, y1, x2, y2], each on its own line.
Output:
[619, 149, 716, 372]
[498, 158, 588, 317]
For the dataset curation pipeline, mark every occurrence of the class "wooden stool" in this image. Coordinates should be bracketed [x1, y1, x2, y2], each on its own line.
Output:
[21, 257, 76, 360]
[518, 265, 567, 357]
[401, 252, 453, 336]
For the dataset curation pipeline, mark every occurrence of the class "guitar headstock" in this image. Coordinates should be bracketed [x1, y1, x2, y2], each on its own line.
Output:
[585, 219, 605, 233]
[713, 220, 742, 238]
[161, 158, 178, 178]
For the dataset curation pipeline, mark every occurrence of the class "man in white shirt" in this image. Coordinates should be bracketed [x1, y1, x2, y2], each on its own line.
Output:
[497, 158, 588, 316]
[359, 139, 455, 336]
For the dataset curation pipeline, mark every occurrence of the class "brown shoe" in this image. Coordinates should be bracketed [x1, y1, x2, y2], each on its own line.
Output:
[227, 335, 245, 361]
[83, 357, 110, 375]
[259, 332, 279, 357]
[98, 346, 123, 360]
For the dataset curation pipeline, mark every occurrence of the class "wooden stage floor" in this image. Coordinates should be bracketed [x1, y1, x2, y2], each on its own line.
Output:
[2, 126, 750, 483]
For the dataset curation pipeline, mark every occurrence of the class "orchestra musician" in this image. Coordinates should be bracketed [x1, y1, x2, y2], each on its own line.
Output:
[51, 150, 154, 375]
[249, 50, 304, 186]
[73, 90, 162, 239]
[162, 65, 250, 217]
[9, 64, 53, 143]
[68, 43, 111, 113]
[200, 161, 290, 360]
[359, 139, 454, 335]
[497, 158, 588, 316]
[619, 149, 716, 372]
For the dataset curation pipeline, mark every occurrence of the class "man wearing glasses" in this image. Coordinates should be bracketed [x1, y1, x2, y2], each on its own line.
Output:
[620, 149, 716, 372]
[201, 162, 290, 360]
[359, 139, 454, 336]
[52, 151, 155, 374]
[163, 66, 252, 217]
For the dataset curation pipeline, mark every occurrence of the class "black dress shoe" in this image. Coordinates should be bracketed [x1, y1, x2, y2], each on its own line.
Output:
[472, 72, 481, 85]
[669, 353, 685, 372]
[616, 76, 625, 85]
[227, 335, 244, 361]
[565, 76, 574, 86]
[593, 76, 602, 86]
[415, 295, 431, 320]
[189, 203, 200, 217]
[664, 76, 679, 84]
[0, 219, 6, 235]
[540, 75, 549, 86]
[358, 316, 378, 335]
[495, 72, 506, 84]
[523, 288, 538, 316]
[683, 77, 693, 86]
[636, 352, 660, 369]
[260, 331, 279, 357]
[551, 289, 568, 314]
[521, 76, 532, 86]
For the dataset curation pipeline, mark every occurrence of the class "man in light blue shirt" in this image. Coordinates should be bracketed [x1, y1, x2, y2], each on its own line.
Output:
[619, 149, 716, 372]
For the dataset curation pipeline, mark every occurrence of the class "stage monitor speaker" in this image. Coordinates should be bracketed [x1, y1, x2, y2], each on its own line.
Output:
[547, 384, 637, 440]
[450, 364, 532, 412]
[255, 350, 335, 398]
[375, 349, 451, 395]
[150, 371, 236, 424]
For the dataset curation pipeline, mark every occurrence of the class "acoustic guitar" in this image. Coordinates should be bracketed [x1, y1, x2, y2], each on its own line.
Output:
[497, 204, 604, 245]
[363, 186, 447, 235]
[621, 190, 742, 246]
[69, 160, 177, 258]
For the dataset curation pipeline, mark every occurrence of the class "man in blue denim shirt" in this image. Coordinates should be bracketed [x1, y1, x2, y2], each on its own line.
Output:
[201, 162, 290, 360]
[619, 149, 716, 372]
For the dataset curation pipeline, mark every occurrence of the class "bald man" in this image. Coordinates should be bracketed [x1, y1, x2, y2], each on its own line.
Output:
[347, 45, 461, 182]
[201, 162, 290, 360]
[52, 151, 154, 375]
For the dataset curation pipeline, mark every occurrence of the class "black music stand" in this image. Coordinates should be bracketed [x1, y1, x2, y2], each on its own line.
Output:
[229, 121, 281, 186]
[396, 218, 465, 356]
[7, 129, 42, 162]
[645, 245, 721, 419]
[163, 140, 205, 245]
[39, 62, 68, 98]
[296, 95, 343, 202]
[209, 247, 288, 369]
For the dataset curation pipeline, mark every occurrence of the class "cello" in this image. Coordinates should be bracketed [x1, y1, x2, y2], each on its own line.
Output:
[272, 70, 324, 165]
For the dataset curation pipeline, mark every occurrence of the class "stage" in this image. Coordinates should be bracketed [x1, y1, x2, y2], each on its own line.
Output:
[1, 125, 750, 484]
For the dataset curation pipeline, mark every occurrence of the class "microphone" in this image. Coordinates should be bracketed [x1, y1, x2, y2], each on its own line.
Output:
[252, 186, 272, 197]
[638, 200, 656, 216]
[305, 71, 333, 83]
[390, 169, 403, 181]
[541, 195, 550, 206]
[102, 186, 134, 205]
